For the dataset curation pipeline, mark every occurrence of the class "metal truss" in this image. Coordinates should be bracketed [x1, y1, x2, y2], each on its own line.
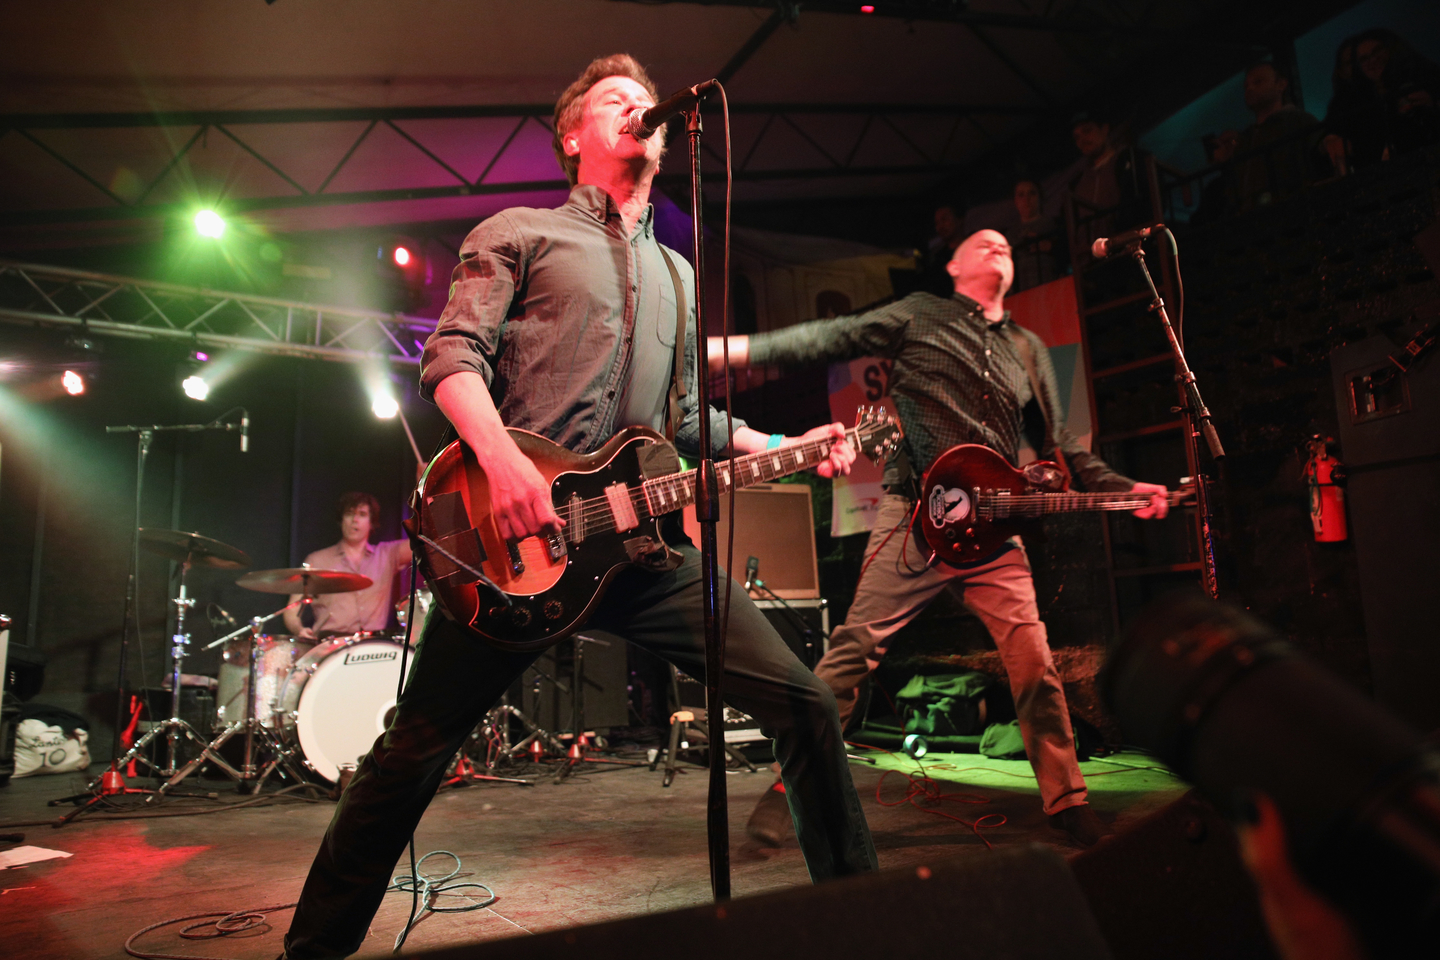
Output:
[0, 259, 436, 365]
[0, 99, 1051, 227]
[605, 0, 1160, 34]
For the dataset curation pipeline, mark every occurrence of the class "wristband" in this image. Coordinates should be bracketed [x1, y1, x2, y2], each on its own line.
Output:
[766, 433, 784, 450]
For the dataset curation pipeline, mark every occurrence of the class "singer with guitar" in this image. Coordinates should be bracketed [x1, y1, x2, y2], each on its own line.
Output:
[281, 54, 877, 960]
[710, 229, 1172, 850]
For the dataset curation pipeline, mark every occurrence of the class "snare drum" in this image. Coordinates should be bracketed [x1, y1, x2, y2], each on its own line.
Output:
[216, 635, 316, 730]
[275, 635, 408, 783]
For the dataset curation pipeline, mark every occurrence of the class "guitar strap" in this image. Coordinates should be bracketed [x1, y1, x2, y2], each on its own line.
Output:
[658, 247, 689, 443]
[1004, 324, 1073, 490]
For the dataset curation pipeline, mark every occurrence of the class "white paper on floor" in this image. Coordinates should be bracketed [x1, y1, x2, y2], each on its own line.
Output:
[0, 846, 74, 869]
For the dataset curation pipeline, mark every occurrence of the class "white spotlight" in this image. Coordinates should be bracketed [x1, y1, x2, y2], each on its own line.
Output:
[62, 370, 85, 396]
[372, 394, 399, 419]
[182, 375, 210, 401]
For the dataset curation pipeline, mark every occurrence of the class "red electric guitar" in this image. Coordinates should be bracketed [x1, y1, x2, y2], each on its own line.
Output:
[914, 444, 1194, 565]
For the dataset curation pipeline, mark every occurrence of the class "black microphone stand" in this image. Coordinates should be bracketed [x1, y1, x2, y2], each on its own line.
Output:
[1123, 238, 1224, 597]
[89, 413, 248, 800]
[680, 89, 731, 901]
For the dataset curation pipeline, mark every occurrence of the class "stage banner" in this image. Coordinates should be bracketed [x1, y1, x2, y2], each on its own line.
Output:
[826, 276, 1090, 538]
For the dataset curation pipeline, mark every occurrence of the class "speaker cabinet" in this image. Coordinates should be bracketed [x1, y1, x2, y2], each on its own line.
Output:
[519, 631, 629, 734]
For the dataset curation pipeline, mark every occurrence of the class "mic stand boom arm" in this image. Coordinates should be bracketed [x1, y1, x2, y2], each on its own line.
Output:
[1126, 240, 1223, 599]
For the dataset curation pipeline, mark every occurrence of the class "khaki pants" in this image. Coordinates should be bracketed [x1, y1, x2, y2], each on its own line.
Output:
[816, 493, 1087, 816]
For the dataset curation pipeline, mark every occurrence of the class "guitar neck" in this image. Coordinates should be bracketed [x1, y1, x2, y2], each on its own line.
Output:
[641, 431, 850, 515]
[979, 489, 1190, 518]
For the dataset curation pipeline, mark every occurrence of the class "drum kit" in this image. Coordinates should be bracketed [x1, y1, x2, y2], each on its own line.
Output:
[90, 528, 415, 800]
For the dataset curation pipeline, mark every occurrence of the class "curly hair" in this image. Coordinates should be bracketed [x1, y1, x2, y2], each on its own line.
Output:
[336, 491, 381, 525]
[552, 53, 663, 186]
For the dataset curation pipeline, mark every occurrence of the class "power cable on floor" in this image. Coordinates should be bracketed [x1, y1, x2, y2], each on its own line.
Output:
[387, 850, 498, 951]
[123, 902, 297, 960]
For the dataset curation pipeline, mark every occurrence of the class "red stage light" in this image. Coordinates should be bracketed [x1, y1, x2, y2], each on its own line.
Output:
[393, 246, 412, 267]
[860, 4, 874, 12]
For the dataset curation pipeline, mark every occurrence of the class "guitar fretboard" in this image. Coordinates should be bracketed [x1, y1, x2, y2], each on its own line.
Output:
[977, 489, 1191, 520]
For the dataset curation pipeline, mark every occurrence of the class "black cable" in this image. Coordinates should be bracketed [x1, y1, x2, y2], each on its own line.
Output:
[717, 81, 737, 654]
[393, 554, 422, 953]
[1161, 225, 1184, 349]
[125, 902, 298, 960]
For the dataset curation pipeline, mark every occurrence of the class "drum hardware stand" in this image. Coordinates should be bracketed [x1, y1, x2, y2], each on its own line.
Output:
[553, 635, 644, 784]
[87, 415, 248, 810]
[183, 604, 317, 798]
[76, 556, 246, 806]
[495, 672, 568, 763]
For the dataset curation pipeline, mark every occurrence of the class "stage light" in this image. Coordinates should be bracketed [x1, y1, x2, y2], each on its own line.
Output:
[194, 209, 226, 239]
[61, 370, 85, 396]
[860, 4, 875, 12]
[372, 394, 399, 419]
[182, 374, 210, 401]
[393, 246, 412, 267]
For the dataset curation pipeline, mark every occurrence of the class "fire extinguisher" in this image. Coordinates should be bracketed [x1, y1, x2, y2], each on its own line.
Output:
[1303, 435, 1347, 542]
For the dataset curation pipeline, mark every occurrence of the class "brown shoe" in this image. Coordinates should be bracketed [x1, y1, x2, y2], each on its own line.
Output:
[745, 781, 794, 847]
[1049, 804, 1113, 847]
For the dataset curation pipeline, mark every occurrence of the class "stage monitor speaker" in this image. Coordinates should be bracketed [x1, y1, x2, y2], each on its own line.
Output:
[412, 843, 1114, 960]
[1069, 790, 1277, 960]
[683, 482, 819, 598]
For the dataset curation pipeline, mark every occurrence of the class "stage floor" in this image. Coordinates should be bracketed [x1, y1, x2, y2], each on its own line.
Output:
[0, 749, 1186, 959]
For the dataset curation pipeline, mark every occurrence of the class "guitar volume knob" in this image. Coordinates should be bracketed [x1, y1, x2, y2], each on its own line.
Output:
[543, 600, 564, 620]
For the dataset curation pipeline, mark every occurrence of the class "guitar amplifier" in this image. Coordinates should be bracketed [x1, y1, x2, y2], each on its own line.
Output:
[682, 483, 820, 599]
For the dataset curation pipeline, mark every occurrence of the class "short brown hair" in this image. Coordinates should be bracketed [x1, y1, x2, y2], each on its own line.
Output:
[552, 54, 663, 186]
[336, 491, 381, 525]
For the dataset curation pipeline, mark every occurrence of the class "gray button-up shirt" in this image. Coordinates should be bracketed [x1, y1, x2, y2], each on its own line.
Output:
[420, 185, 744, 458]
[747, 291, 1132, 492]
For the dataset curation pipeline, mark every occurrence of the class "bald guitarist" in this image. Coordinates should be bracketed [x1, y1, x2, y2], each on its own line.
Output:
[711, 229, 1170, 849]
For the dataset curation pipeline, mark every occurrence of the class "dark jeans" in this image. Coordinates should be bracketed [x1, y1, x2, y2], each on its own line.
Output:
[283, 542, 878, 959]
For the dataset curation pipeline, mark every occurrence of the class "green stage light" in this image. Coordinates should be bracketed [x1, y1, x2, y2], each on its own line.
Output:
[194, 209, 226, 239]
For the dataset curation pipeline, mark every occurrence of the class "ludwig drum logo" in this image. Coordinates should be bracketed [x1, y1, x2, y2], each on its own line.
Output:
[344, 649, 398, 665]
[927, 484, 971, 527]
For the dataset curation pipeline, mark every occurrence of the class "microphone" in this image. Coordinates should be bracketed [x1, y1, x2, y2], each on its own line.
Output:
[1090, 223, 1165, 260]
[625, 79, 720, 140]
[239, 412, 249, 453]
[744, 556, 760, 592]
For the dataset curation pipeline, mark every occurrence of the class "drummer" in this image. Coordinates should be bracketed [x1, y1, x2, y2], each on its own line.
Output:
[282, 492, 412, 639]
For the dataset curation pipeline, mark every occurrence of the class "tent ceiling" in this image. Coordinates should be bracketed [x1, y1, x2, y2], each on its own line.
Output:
[0, 0, 1355, 247]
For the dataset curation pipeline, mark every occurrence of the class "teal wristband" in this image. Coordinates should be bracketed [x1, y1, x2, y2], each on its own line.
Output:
[766, 433, 784, 450]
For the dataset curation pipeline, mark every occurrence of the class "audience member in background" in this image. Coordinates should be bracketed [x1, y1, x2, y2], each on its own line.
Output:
[1190, 130, 1241, 225]
[1229, 61, 1324, 211]
[1325, 29, 1440, 172]
[1066, 112, 1145, 263]
[1004, 179, 1065, 293]
[920, 202, 966, 295]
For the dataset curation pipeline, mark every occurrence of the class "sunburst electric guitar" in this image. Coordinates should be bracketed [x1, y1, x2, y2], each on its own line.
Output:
[914, 444, 1194, 565]
[408, 408, 902, 652]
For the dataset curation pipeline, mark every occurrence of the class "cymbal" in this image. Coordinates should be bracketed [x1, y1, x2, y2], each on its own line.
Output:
[139, 528, 250, 569]
[235, 567, 373, 595]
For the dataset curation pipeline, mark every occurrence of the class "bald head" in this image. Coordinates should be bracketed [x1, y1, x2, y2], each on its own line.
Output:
[947, 229, 1014, 300]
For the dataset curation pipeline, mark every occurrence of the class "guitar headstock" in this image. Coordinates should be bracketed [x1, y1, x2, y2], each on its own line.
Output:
[852, 405, 904, 464]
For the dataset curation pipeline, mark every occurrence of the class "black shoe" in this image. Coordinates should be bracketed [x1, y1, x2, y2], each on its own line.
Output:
[745, 781, 794, 847]
[1049, 804, 1113, 848]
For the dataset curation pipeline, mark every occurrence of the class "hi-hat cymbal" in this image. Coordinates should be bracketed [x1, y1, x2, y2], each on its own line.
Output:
[139, 528, 250, 569]
[235, 567, 373, 595]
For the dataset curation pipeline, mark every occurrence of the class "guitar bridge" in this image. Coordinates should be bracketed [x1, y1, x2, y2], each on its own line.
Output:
[544, 534, 566, 561]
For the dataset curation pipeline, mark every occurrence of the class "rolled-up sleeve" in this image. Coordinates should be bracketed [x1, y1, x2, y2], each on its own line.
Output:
[419, 214, 524, 402]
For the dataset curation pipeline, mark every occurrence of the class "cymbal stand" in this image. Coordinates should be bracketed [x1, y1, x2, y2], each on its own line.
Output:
[496, 671, 567, 763]
[177, 603, 315, 797]
[82, 558, 244, 799]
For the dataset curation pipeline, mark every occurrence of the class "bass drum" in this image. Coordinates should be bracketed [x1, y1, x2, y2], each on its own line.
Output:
[275, 635, 407, 784]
